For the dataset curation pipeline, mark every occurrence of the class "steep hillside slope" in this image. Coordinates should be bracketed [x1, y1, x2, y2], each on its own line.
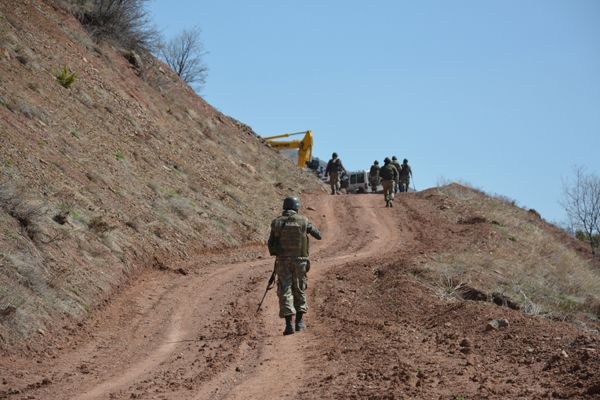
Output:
[0, 0, 323, 348]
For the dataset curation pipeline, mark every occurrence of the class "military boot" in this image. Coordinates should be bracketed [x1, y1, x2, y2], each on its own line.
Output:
[283, 315, 294, 336]
[295, 312, 306, 332]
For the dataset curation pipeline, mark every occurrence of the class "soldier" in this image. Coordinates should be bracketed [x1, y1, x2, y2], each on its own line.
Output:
[399, 158, 413, 193]
[369, 160, 380, 193]
[268, 197, 322, 335]
[391, 156, 402, 193]
[379, 157, 398, 207]
[324, 152, 346, 195]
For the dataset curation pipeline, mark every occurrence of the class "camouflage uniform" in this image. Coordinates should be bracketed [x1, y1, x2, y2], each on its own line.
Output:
[379, 161, 398, 207]
[391, 160, 402, 193]
[399, 161, 412, 192]
[369, 163, 380, 193]
[325, 157, 346, 195]
[268, 210, 322, 318]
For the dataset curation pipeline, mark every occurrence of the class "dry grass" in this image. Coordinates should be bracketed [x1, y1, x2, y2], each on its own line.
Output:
[425, 185, 600, 320]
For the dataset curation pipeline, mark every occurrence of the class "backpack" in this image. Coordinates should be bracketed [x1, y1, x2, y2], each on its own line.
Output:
[380, 164, 395, 180]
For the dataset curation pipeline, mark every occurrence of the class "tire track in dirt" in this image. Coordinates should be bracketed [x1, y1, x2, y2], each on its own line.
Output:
[194, 194, 402, 400]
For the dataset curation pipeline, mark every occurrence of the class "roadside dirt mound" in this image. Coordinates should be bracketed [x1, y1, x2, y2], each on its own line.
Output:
[0, 0, 323, 351]
[306, 190, 600, 399]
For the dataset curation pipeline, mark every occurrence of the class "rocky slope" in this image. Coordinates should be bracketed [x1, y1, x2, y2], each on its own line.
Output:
[0, 0, 323, 350]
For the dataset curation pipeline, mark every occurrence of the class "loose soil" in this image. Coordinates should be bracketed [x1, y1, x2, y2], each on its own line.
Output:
[1, 192, 598, 399]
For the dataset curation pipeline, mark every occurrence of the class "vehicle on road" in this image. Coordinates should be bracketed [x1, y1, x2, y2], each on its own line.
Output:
[341, 170, 369, 193]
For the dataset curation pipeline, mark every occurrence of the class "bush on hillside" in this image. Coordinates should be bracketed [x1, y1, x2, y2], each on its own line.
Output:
[60, 0, 159, 51]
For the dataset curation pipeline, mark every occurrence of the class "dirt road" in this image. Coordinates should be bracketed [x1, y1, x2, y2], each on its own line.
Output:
[2, 193, 599, 399]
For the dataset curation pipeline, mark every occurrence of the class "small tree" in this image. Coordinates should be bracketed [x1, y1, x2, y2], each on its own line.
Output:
[561, 167, 600, 255]
[159, 27, 208, 89]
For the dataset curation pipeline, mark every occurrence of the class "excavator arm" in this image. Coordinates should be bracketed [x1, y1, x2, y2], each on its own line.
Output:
[263, 131, 313, 168]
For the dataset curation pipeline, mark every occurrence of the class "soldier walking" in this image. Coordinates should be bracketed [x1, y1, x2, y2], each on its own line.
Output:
[369, 160, 380, 193]
[268, 197, 322, 335]
[390, 156, 402, 193]
[379, 158, 399, 207]
[324, 152, 346, 195]
[399, 158, 413, 193]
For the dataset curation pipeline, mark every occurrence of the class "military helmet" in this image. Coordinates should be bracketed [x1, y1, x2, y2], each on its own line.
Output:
[283, 196, 301, 211]
[384, 157, 391, 164]
[403, 158, 408, 164]
[374, 160, 379, 165]
[392, 156, 397, 161]
[332, 152, 338, 158]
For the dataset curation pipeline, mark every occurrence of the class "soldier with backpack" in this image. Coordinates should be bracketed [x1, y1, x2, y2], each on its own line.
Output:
[399, 158, 413, 193]
[268, 197, 322, 335]
[324, 152, 346, 195]
[369, 160, 380, 193]
[379, 158, 399, 207]
[391, 156, 402, 193]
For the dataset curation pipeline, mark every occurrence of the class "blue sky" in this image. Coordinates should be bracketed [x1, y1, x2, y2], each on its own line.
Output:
[148, 0, 600, 222]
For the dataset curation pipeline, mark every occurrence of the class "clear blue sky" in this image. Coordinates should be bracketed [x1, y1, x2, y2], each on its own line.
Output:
[148, 0, 600, 222]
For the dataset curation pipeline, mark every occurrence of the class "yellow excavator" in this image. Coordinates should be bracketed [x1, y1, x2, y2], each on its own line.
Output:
[263, 130, 314, 168]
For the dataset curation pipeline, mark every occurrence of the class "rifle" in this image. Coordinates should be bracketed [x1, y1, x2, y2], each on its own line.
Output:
[256, 269, 276, 313]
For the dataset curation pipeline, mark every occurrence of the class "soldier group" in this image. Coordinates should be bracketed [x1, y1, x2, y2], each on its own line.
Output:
[369, 156, 412, 207]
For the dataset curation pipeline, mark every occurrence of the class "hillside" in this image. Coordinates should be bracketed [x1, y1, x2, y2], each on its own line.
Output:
[0, 0, 323, 349]
[1, 2, 599, 400]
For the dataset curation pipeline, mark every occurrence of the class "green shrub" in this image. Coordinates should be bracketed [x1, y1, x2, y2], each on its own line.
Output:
[56, 66, 77, 88]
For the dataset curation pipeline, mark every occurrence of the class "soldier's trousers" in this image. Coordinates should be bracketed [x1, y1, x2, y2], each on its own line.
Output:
[382, 180, 394, 203]
[329, 172, 340, 194]
[274, 257, 309, 318]
[369, 177, 379, 192]
[400, 178, 410, 192]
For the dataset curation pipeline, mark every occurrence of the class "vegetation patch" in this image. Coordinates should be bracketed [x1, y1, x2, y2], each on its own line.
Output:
[56, 65, 77, 88]
[424, 185, 600, 319]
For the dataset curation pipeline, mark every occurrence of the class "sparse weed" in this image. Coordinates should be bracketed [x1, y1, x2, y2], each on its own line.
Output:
[0, 184, 44, 242]
[56, 65, 77, 88]
[27, 82, 39, 92]
[88, 216, 112, 234]
[125, 116, 135, 126]
[115, 151, 125, 161]
[70, 210, 86, 224]
[70, 129, 81, 139]
[436, 271, 465, 299]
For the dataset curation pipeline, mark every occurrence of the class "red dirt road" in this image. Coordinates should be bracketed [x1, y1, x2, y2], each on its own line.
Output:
[2, 193, 599, 399]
